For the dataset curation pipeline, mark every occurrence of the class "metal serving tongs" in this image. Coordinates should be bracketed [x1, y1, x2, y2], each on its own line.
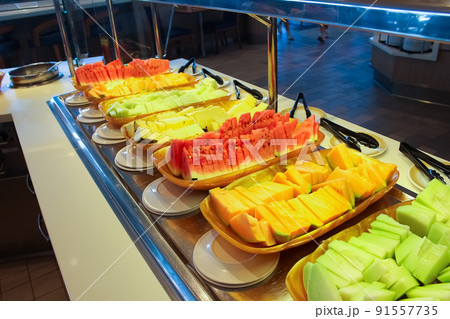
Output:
[289, 92, 311, 119]
[320, 118, 361, 152]
[399, 142, 449, 183]
[178, 57, 196, 74]
[233, 80, 264, 100]
[201, 68, 224, 85]
[321, 118, 379, 149]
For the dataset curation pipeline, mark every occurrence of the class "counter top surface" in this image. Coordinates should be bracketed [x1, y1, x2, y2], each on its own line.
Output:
[0, 58, 441, 300]
[0, 61, 170, 301]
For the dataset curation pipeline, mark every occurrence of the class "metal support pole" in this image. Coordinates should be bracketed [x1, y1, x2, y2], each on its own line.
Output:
[106, 0, 121, 62]
[151, 3, 163, 59]
[53, 0, 75, 77]
[268, 17, 278, 112]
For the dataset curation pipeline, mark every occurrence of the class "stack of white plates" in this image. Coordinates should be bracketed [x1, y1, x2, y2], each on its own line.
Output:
[92, 123, 126, 145]
[65, 91, 90, 107]
[77, 107, 105, 124]
[114, 145, 154, 171]
[142, 177, 208, 216]
[193, 230, 280, 289]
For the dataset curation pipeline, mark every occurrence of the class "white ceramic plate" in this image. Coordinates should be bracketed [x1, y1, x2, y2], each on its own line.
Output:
[96, 123, 125, 140]
[408, 163, 450, 191]
[280, 106, 326, 122]
[80, 107, 103, 119]
[114, 145, 154, 170]
[329, 132, 387, 157]
[142, 177, 208, 216]
[193, 230, 280, 288]
[65, 91, 90, 106]
[92, 132, 126, 145]
[77, 114, 105, 124]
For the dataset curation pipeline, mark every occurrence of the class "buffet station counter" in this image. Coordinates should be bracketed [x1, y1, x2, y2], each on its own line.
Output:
[2, 58, 447, 300]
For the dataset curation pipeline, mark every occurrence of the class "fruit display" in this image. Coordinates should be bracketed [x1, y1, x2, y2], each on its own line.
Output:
[203, 143, 396, 248]
[286, 179, 450, 301]
[73, 58, 170, 88]
[99, 78, 231, 127]
[153, 109, 324, 190]
[198, 146, 399, 253]
[120, 95, 268, 150]
[85, 72, 197, 101]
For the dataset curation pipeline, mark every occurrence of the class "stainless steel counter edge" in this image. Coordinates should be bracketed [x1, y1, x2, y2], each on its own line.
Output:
[47, 95, 213, 301]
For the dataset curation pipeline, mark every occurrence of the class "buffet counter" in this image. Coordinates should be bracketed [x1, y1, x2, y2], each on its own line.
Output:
[0, 58, 443, 300]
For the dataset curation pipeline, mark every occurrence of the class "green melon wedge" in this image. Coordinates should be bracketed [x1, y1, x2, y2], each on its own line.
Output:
[396, 205, 436, 237]
[306, 263, 342, 301]
[406, 283, 450, 300]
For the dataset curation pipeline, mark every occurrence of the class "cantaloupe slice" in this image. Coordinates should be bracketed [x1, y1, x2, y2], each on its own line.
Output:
[311, 178, 355, 208]
[354, 162, 386, 193]
[327, 167, 375, 200]
[308, 191, 347, 222]
[252, 182, 294, 201]
[377, 162, 397, 182]
[267, 202, 310, 238]
[287, 198, 324, 227]
[298, 194, 332, 223]
[254, 205, 290, 243]
[349, 151, 363, 166]
[259, 220, 276, 246]
[326, 143, 355, 170]
[313, 187, 350, 217]
[284, 167, 312, 194]
[228, 190, 258, 217]
[295, 162, 330, 185]
[229, 213, 265, 243]
[235, 186, 272, 204]
[272, 172, 306, 196]
[210, 188, 250, 226]
[322, 185, 353, 211]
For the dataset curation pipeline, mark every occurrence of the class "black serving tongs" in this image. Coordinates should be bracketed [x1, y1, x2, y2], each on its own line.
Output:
[178, 57, 196, 74]
[320, 118, 361, 152]
[321, 118, 379, 149]
[400, 142, 449, 183]
[201, 68, 224, 85]
[289, 92, 312, 119]
[233, 80, 264, 100]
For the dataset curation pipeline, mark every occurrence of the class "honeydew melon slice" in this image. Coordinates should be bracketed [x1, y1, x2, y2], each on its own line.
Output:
[428, 222, 450, 246]
[395, 233, 422, 265]
[437, 268, 450, 282]
[376, 214, 410, 229]
[400, 297, 440, 301]
[316, 249, 363, 283]
[390, 274, 419, 300]
[359, 233, 400, 258]
[303, 262, 313, 292]
[368, 228, 402, 241]
[416, 179, 450, 222]
[327, 240, 376, 272]
[380, 265, 411, 289]
[305, 263, 343, 301]
[406, 283, 450, 300]
[370, 220, 410, 241]
[348, 236, 388, 259]
[396, 205, 436, 237]
[339, 282, 370, 301]
[363, 258, 397, 283]
[351, 282, 395, 301]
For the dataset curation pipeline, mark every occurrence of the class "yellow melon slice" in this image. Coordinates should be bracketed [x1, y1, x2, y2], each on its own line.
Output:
[229, 213, 265, 243]
[268, 201, 310, 239]
[233, 186, 267, 205]
[311, 188, 349, 220]
[259, 220, 276, 246]
[326, 143, 356, 170]
[284, 167, 312, 194]
[311, 178, 355, 208]
[322, 185, 353, 211]
[273, 172, 306, 196]
[252, 181, 295, 202]
[294, 162, 330, 185]
[229, 190, 258, 217]
[287, 198, 324, 227]
[209, 188, 250, 226]
[327, 167, 375, 200]
[254, 205, 290, 243]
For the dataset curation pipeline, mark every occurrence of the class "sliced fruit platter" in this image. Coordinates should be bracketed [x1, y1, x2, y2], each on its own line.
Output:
[153, 110, 324, 190]
[120, 95, 268, 151]
[199, 143, 399, 254]
[286, 179, 450, 301]
[99, 78, 231, 128]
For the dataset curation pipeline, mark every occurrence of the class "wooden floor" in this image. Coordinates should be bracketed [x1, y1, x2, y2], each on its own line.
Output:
[198, 23, 450, 161]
